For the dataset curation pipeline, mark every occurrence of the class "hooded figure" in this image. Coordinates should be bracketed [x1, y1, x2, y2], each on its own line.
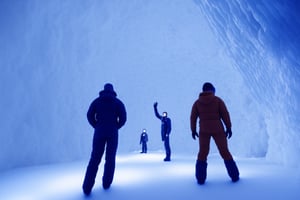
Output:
[190, 82, 239, 184]
[82, 83, 127, 195]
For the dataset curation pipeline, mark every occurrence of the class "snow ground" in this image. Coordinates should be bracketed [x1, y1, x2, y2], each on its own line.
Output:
[0, 152, 299, 200]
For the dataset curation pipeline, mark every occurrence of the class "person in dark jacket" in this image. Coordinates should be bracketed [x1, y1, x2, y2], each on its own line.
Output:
[82, 83, 127, 195]
[153, 102, 171, 161]
[190, 82, 239, 184]
[140, 129, 148, 153]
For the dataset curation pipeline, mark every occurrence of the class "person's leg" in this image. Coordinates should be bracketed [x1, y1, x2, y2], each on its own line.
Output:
[141, 142, 144, 153]
[213, 132, 239, 182]
[142, 142, 146, 153]
[196, 132, 210, 184]
[82, 135, 106, 195]
[143, 142, 147, 153]
[197, 132, 210, 161]
[164, 136, 171, 161]
[212, 132, 233, 160]
[102, 133, 118, 189]
[224, 159, 240, 182]
[195, 160, 207, 184]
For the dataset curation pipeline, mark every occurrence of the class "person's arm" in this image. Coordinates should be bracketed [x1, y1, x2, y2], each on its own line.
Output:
[166, 118, 171, 135]
[219, 98, 233, 138]
[87, 100, 97, 128]
[219, 99, 231, 129]
[190, 101, 199, 133]
[117, 100, 127, 129]
[153, 102, 162, 119]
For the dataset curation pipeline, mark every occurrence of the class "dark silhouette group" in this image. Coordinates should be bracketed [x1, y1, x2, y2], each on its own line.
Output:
[82, 82, 239, 196]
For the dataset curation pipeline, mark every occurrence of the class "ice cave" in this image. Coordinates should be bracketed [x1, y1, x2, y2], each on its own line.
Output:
[0, 1, 299, 199]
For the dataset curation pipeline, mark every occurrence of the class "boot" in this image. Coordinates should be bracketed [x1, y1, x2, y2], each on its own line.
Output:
[164, 152, 171, 161]
[164, 157, 171, 161]
[224, 160, 240, 182]
[195, 160, 207, 184]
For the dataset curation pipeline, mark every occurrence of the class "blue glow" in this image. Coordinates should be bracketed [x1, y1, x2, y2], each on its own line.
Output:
[0, 0, 299, 171]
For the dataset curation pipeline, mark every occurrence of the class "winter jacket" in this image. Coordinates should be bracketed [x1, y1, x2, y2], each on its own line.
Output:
[87, 89, 127, 134]
[140, 133, 148, 144]
[190, 91, 231, 134]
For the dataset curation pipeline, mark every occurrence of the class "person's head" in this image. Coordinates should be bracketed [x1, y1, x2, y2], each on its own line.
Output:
[163, 112, 168, 117]
[104, 83, 114, 92]
[202, 82, 215, 93]
[100, 83, 117, 97]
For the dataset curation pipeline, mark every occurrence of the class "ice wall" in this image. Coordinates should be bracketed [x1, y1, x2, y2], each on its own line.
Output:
[0, 0, 297, 171]
[195, 0, 300, 166]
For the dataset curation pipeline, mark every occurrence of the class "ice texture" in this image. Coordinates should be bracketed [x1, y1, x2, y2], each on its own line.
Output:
[0, 0, 299, 170]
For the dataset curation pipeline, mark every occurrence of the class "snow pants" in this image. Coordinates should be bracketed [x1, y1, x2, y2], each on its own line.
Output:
[141, 142, 147, 153]
[196, 131, 239, 183]
[82, 132, 118, 192]
[197, 131, 233, 161]
[164, 135, 171, 160]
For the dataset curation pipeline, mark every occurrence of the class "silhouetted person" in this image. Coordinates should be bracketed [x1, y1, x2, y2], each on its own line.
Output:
[190, 82, 239, 184]
[140, 129, 148, 153]
[153, 102, 171, 161]
[82, 83, 127, 195]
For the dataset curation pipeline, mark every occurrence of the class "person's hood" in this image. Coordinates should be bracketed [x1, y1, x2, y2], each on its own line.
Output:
[198, 91, 215, 105]
[99, 89, 117, 98]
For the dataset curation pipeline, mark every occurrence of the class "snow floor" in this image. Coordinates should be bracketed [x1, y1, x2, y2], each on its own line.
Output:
[0, 152, 299, 200]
